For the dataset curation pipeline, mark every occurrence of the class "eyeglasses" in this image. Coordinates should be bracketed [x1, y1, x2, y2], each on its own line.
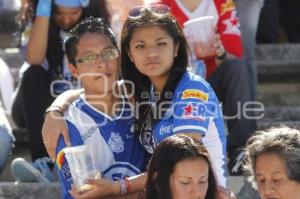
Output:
[128, 4, 170, 18]
[76, 47, 119, 65]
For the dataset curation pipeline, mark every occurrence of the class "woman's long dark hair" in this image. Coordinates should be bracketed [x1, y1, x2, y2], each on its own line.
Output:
[25, 0, 110, 76]
[120, 8, 190, 136]
[145, 135, 217, 199]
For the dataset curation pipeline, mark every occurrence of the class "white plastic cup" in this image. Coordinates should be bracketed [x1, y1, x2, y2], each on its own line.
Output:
[183, 16, 216, 59]
[63, 145, 101, 191]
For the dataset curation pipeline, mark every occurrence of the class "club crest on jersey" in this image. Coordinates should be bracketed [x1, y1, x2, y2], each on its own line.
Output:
[103, 162, 142, 181]
[181, 89, 208, 102]
[108, 132, 125, 153]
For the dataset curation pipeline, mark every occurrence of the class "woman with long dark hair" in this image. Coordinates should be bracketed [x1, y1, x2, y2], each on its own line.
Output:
[119, 3, 227, 187]
[11, 0, 110, 182]
[146, 134, 217, 199]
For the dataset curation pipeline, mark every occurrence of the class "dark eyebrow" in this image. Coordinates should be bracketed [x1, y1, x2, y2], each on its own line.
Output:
[132, 37, 169, 43]
[156, 37, 168, 41]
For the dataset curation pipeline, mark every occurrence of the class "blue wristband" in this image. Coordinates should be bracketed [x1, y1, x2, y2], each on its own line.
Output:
[36, 0, 52, 17]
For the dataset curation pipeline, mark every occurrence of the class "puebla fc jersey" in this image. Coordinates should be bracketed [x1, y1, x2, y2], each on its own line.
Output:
[56, 95, 147, 199]
[140, 72, 227, 187]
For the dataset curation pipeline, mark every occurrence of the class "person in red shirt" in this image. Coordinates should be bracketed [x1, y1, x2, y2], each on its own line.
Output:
[159, 0, 257, 175]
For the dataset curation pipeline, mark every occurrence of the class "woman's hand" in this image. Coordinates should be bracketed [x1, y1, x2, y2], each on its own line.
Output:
[69, 179, 120, 199]
[42, 111, 71, 160]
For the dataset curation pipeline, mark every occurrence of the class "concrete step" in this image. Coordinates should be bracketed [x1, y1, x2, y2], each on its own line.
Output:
[262, 106, 300, 121]
[255, 44, 300, 62]
[257, 82, 300, 107]
[0, 146, 31, 182]
[257, 120, 300, 130]
[0, 182, 61, 199]
[0, 177, 257, 199]
[255, 44, 300, 82]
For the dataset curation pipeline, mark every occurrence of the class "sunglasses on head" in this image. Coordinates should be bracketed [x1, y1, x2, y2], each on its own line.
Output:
[128, 4, 170, 18]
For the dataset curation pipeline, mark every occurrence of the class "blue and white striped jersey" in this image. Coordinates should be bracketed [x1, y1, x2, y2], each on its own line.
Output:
[140, 72, 227, 187]
[56, 95, 147, 199]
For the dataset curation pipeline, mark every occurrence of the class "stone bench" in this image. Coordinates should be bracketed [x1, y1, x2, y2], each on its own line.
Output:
[0, 182, 61, 199]
[0, 177, 260, 199]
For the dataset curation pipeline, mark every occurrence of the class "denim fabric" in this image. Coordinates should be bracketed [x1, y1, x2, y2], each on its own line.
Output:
[0, 125, 13, 173]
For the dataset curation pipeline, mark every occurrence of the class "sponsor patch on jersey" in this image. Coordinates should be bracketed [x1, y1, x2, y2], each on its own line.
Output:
[82, 125, 98, 141]
[182, 104, 205, 121]
[220, 0, 235, 15]
[159, 125, 172, 135]
[181, 89, 209, 101]
[56, 150, 72, 180]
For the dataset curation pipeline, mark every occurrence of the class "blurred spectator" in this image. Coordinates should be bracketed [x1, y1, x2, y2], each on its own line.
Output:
[0, 58, 15, 175]
[244, 127, 300, 198]
[0, 104, 14, 175]
[234, 0, 264, 97]
[256, 0, 279, 43]
[160, 0, 257, 175]
[10, 0, 111, 182]
[279, 0, 300, 43]
[257, 0, 300, 43]
[107, 0, 144, 40]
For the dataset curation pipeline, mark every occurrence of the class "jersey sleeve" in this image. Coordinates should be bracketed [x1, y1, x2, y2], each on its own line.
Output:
[172, 81, 218, 136]
[55, 120, 84, 199]
[216, 0, 243, 57]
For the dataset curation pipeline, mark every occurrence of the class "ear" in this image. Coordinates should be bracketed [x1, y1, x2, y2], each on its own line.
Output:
[174, 42, 180, 57]
[127, 48, 134, 63]
[68, 63, 79, 79]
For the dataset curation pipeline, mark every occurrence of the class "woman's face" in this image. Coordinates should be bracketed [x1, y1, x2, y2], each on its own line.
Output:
[54, 6, 82, 30]
[128, 26, 179, 82]
[255, 153, 300, 199]
[169, 158, 209, 199]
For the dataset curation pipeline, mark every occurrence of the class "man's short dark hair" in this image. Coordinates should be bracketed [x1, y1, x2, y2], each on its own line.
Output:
[64, 17, 117, 66]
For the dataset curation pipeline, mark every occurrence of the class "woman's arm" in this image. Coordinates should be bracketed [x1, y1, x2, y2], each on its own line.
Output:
[25, 0, 51, 65]
[50, 88, 84, 112]
[42, 89, 83, 160]
[69, 173, 147, 199]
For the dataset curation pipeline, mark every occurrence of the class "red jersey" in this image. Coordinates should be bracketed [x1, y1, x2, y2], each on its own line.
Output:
[160, 0, 243, 77]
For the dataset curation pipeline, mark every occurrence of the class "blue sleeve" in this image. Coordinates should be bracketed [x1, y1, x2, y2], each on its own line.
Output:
[55, 121, 84, 199]
[172, 82, 219, 136]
